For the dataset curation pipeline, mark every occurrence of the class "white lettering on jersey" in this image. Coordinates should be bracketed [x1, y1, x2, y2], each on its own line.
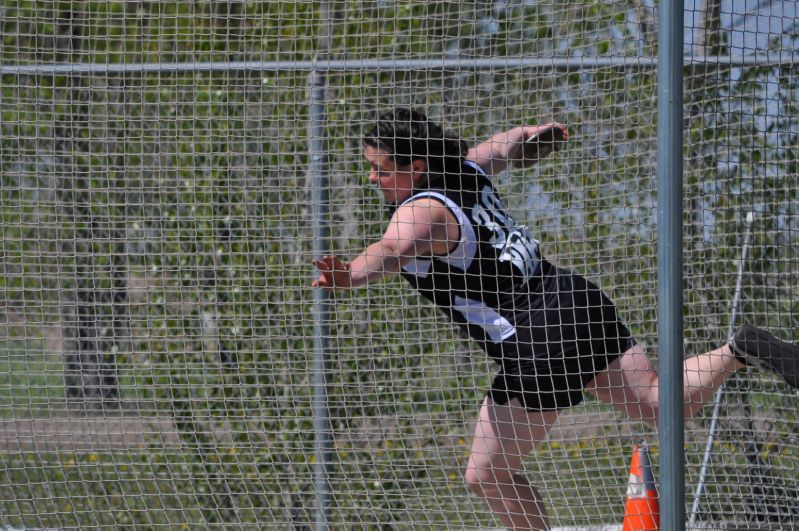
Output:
[471, 185, 540, 283]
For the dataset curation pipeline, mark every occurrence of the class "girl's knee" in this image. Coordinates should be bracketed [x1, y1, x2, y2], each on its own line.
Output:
[464, 460, 513, 497]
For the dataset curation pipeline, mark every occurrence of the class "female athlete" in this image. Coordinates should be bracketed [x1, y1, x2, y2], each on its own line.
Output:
[312, 107, 798, 529]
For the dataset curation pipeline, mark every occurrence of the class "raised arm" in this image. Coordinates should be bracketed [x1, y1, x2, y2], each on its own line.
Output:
[312, 198, 459, 289]
[466, 123, 569, 176]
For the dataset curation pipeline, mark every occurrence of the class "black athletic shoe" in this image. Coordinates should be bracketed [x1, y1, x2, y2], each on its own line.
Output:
[731, 324, 799, 389]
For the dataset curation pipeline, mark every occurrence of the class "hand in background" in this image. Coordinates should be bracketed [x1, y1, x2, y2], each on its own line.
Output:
[311, 255, 352, 289]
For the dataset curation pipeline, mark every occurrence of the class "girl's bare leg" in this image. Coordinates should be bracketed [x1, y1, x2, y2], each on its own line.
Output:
[585, 343, 745, 424]
[465, 397, 560, 530]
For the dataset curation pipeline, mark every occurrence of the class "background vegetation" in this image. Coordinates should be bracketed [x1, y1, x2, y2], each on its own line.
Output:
[1, 0, 797, 528]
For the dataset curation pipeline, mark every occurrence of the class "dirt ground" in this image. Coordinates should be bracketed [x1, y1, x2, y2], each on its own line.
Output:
[0, 407, 644, 453]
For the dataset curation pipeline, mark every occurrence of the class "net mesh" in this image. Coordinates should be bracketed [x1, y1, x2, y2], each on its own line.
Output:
[0, 1, 797, 529]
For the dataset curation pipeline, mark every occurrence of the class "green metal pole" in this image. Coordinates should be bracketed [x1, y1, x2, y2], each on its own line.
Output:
[657, 0, 685, 529]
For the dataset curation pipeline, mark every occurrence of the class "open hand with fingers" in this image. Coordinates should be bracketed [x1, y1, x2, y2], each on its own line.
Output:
[311, 255, 352, 289]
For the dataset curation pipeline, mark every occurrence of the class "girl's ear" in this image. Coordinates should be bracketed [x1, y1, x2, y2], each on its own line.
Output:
[411, 158, 427, 182]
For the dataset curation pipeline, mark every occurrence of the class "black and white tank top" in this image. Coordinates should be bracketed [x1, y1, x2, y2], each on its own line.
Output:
[397, 160, 543, 347]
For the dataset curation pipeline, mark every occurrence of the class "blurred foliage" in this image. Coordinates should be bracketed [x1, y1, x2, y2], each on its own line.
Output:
[0, 0, 797, 528]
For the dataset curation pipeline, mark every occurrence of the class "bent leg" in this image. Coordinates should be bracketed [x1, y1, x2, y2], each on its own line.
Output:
[465, 397, 559, 530]
[585, 343, 745, 425]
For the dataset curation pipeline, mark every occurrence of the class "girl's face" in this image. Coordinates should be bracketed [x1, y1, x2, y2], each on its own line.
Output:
[364, 145, 425, 205]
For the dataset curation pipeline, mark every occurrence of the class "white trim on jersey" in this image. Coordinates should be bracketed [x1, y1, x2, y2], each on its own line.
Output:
[462, 159, 483, 174]
[399, 191, 477, 277]
[452, 295, 517, 343]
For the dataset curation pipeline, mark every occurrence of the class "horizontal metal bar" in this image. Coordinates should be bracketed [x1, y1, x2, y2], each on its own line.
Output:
[0, 54, 795, 76]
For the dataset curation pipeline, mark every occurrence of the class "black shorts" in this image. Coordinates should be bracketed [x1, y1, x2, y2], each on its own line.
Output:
[484, 261, 636, 412]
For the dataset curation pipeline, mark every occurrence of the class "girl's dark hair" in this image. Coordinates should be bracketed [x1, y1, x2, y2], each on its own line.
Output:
[363, 108, 469, 185]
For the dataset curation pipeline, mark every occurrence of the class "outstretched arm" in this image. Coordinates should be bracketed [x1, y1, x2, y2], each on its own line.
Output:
[312, 198, 459, 290]
[466, 123, 569, 176]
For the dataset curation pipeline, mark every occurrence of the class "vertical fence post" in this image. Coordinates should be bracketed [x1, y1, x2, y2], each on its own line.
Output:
[309, 66, 332, 531]
[657, 0, 685, 529]
[311, 2, 333, 528]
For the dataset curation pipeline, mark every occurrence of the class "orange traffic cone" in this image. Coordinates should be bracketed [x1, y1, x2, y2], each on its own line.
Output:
[622, 443, 660, 531]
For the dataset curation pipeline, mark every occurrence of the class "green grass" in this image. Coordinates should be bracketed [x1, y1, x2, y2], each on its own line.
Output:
[0, 338, 66, 418]
[0, 439, 630, 529]
[0, 450, 207, 529]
